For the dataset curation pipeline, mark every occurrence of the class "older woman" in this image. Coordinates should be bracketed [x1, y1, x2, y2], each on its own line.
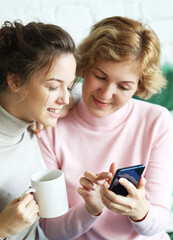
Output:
[39, 16, 173, 240]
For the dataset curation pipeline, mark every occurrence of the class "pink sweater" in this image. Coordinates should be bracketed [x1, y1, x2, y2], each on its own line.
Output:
[39, 98, 173, 240]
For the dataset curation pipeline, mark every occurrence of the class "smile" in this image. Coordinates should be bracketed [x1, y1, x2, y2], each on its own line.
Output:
[47, 108, 61, 114]
[93, 96, 110, 107]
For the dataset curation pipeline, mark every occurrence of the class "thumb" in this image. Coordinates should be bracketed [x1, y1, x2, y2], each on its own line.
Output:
[35, 131, 42, 138]
[8, 197, 21, 206]
[137, 176, 146, 189]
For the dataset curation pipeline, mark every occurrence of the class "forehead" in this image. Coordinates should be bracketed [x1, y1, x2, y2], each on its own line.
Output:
[90, 60, 141, 84]
[29, 53, 76, 83]
[94, 60, 140, 73]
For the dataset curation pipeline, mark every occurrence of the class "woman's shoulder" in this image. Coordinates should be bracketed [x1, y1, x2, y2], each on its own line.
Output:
[132, 98, 173, 124]
[132, 98, 170, 114]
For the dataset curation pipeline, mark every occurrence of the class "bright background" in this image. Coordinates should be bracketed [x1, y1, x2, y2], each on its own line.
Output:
[1, 0, 173, 233]
[0, 0, 173, 64]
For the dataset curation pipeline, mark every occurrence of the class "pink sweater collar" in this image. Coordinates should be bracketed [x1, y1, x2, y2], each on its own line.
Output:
[74, 98, 134, 131]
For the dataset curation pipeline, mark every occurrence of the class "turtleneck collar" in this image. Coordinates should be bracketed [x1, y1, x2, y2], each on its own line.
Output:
[0, 106, 32, 143]
[74, 98, 134, 131]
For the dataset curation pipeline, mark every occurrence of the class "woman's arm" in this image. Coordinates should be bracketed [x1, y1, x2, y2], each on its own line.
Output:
[101, 109, 173, 236]
[40, 202, 99, 240]
[38, 127, 99, 240]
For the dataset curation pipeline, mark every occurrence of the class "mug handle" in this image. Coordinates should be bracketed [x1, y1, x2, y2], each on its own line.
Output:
[20, 187, 36, 200]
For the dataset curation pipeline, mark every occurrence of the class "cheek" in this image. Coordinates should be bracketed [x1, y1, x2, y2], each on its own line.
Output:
[82, 80, 90, 96]
[113, 93, 130, 105]
[83, 74, 96, 88]
[37, 89, 50, 104]
[84, 80, 98, 94]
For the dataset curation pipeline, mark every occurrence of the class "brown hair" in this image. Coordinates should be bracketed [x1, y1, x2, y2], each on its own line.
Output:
[76, 16, 166, 99]
[0, 20, 76, 94]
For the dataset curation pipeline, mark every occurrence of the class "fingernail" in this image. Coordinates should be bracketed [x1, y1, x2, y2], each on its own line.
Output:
[46, 126, 52, 129]
[119, 178, 124, 183]
[96, 180, 104, 185]
[36, 132, 41, 138]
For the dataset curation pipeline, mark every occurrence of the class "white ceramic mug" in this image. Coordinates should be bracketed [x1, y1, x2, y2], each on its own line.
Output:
[22, 169, 69, 218]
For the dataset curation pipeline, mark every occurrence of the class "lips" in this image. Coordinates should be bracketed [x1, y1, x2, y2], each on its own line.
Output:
[93, 96, 110, 106]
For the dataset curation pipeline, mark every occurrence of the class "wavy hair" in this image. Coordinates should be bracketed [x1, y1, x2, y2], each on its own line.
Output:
[76, 16, 166, 99]
[0, 20, 76, 94]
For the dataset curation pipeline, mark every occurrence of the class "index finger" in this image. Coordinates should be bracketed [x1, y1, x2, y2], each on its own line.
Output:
[96, 172, 112, 184]
[84, 171, 97, 183]
[20, 193, 34, 207]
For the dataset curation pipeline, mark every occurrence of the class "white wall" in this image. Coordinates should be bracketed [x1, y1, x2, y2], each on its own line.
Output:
[0, 0, 173, 64]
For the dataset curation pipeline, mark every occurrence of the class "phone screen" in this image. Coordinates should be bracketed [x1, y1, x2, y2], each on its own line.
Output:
[109, 164, 145, 196]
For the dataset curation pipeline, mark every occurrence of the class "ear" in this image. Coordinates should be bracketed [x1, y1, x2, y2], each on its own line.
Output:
[134, 79, 141, 95]
[7, 73, 21, 92]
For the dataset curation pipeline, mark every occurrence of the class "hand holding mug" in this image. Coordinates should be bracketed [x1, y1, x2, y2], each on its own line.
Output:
[0, 194, 38, 238]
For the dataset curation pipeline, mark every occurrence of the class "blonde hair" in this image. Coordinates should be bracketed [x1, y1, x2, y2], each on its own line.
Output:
[76, 16, 166, 99]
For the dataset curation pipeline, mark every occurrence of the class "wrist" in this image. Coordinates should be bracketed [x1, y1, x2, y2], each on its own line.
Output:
[0, 220, 8, 239]
[93, 211, 102, 217]
[85, 204, 103, 217]
[130, 210, 149, 222]
[0, 228, 6, 239]
[0, 235, 6, 240]
[0, 233, 7, 239]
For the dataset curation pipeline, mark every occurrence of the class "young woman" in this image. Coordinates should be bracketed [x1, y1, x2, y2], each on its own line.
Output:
[39, 16, 173, 239]
[0, 20, 76, 239]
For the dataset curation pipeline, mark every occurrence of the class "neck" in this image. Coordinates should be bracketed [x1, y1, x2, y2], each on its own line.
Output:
[75, 99, 133, 131]
[0, 91, 24, 121]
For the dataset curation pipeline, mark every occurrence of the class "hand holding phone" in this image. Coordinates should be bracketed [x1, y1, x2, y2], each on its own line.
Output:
[109, 164, 145, 196]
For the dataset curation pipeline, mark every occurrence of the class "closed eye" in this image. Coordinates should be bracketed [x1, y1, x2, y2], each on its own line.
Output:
[118, 85, 129, 90]
[95, 75, 107, 81]
[49, 86, 59, 91]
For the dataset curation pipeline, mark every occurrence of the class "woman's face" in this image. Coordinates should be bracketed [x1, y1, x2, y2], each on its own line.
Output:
[16, 53, 76, 127]
[82, 60, 140, 117]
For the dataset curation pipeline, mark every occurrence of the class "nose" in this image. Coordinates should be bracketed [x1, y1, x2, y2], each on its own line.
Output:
[56, 87, 70, 105]
[99, 83, 116, 99]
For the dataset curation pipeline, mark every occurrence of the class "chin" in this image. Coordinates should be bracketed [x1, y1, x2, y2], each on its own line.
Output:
[47, 120, 58, 127]
[90, 110, 107, 118]
[88, 105, 113, 118]
[41, 118, 58, 128]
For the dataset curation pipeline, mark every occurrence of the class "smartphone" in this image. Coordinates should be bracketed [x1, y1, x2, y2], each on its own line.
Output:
[109, 164, 145, 196]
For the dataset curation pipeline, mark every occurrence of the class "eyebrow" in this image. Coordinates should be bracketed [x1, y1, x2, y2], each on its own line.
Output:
[47, 78, 75, 85]
[121, 81, 135, 84]
[47, 78, 63, 83]
[95, 68, 108, 77]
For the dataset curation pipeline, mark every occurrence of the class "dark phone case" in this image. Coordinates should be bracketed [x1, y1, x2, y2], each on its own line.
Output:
[109, 164, 145, 196]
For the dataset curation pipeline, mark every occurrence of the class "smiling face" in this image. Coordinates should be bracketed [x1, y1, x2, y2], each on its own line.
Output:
[82, 60, 140, 117]
[13, 53, 76, 127]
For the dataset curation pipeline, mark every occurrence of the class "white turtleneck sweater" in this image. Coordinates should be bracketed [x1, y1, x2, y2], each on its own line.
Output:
[0, 106, 47, 240]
